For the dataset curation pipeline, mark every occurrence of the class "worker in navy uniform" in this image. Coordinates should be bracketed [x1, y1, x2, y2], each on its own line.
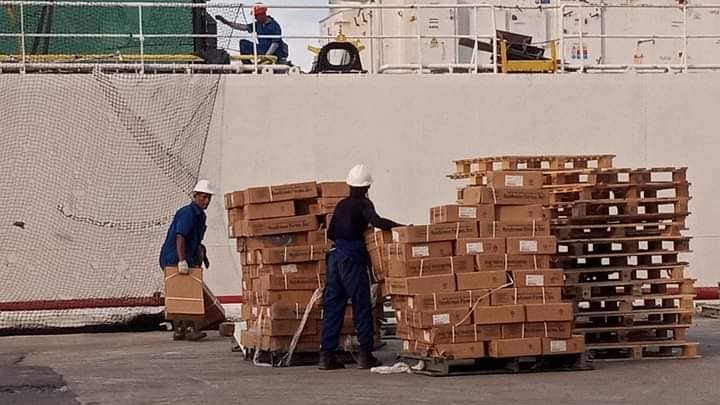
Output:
[159, 179, 214, 341]
[215, 3, 289, 64]
[319, 164, 403, 370]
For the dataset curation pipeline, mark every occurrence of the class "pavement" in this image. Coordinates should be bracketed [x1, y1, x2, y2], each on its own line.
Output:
[1, 317, 719, 405]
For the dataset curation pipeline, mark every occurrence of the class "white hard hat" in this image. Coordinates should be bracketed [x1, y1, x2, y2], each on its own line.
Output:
[346, 164, 373, 187]
[192, 179, 215, 195]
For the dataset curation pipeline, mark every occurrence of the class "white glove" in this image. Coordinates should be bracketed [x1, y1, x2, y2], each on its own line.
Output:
[178, 260, 190, 275]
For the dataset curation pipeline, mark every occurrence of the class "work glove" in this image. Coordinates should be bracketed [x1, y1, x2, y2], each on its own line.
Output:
[178, 260, 190, 275]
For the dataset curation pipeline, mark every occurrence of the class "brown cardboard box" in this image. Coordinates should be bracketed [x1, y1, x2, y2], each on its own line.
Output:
[252, 290, 316, 306]
[225, 191, 245, 209]
[307, 229, 329, 245]
[255, 261, 325, 277]
[495, 205, 548, 221]
[456, 271, 508, 291]
[317, 197, 344, 214]
[234, 215, 319, 237]
[500, 323, 525, 339]
[392, 222, 478, 243]
[405, 309, 471, 328]
[364, 229, 393, 249]
[384, 241, 454, 261]
[488, 338, 543, 357]
[318, 182, 350, 197]
[241, 304, 255, 321]
[239, 330, 321, 352]
[490, 287, 563, 306]
[511, 269, 564, 288]
[257, 318, 319, 336]
[473, 304, 525, 325]
[525, 303, 574, 322]
[475, 254, 551, 271]
[243, 182, 318, 204]
[541, 335, 585, 355]
[164, 266, 204, 317]
[506, 236, 557, 255]
[486, 171, 544, 189]
[525, 322, 573, 339]
[430, 204, 494, 224]
[257, 304, 323, 320]
[386, 274, 457, 295]
[407, 290, 490, 311]
[478, 220, 552, 237]
[243, 200, 296, 220]
[253, 244, 330, 265]
[257, 273, 325, 291]
[237, 233, 309, 252]
[432, 342, 486, 359]
[455, 238, 506, 256]
[228, 207, 244, 223]
[459, 187, 549, 206]
[387, 256, 474, 278]
[416, 324, 501, 344]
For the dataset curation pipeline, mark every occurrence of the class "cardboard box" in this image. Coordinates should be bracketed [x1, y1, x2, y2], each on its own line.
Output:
[500, 323, 525, 339]
[430, 204, 494, 224]
[257, 304, 323, 320]
[486, 171, 544, 189]
[511, 270, 564, 288]
[456, 271, 508, 291]
[251, 290, 316, 306]
[387, 256, 474, 278]
[459, 187, 549, 206]
[233, 215, 319, 238]
[392, 222, 478, 244]
[405, 309, 471, 328]
[317, 197, 344, 214]
[253, 244, 330, 265]
[525, 303, 574, 322]
[237, 233, 309, 252]
[384, 241, 453, 261]
[407, 290, 490, 311]
[478, 220, 552, 238]
[432, 342, 486, 359]
[506, 236, 557, 255]
[256, 318, 319, 337]
[242, 200, 296, 220]
[243, 182, 318, 204]
[364, 229, 393, 249]
[227, 207, 244, 224]
[475, 254, 551, 271]
[239, 330, 321, 352]
[495, 205, 548, 221]
[386, 274, 457, 295]
[257, 273, 325, 291]
[416, 324, 501, 344]
[488, 338, 543, 358]
[525, 322, 573, 339]
[490, 287, 563, 306]
[307, 229, 329, 245]
[254, 262, 325, 277]
[473, 304, 525, 325]
[164, 266, 204, 317]
[541, 335, 585, 355]
[455, 238, 506, 256]
[318, 182, 350, 197]
[225, 191, 245, 209]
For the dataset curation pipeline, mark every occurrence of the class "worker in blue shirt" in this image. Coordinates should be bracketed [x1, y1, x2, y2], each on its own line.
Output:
[319, 164, 403, 370]
[216, 3, 289, 64]
[159, 179, 215, 341]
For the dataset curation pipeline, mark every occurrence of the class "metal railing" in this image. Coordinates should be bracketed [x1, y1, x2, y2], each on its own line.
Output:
[1, 1, 720, 74]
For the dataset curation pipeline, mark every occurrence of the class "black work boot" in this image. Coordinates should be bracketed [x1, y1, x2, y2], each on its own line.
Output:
[185, 322, 207, 342]
[318, 352, 345, 370]
[356, 352, 381, 369]
[172, 321, 186, 341]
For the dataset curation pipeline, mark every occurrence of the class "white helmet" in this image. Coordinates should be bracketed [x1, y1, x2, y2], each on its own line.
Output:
[346, 164, 373, 187]
[192, 179, 215, 195]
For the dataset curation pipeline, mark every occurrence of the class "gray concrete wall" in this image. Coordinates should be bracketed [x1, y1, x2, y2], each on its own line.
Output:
[200, 73, 720, 295]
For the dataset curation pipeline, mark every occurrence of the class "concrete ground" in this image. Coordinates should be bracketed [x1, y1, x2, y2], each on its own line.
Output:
[1, 317, 719, 405]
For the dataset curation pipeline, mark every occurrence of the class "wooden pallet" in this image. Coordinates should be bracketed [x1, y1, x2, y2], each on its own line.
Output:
[565, 282, 695, 300]
[449, 154, 615, 178]
[548, 198, 690, 219]
[399, 352, 591, 376]
[552, 221, 686, 239]
[551, 212, 691, 226]
[575, 323, 692, 336]
[586, 341, 699, 361]
[698, 304, 720, 318]
[557, 236, 692, 256]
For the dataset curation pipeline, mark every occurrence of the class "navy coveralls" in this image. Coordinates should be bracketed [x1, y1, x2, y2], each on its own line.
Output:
[320, 190, 400, 354]
[239, 16, 289, 62]
[159, 201, 207, 269]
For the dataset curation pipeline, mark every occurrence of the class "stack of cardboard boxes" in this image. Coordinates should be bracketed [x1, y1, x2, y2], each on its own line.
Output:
[225, 181, 379, 356]
[384, 170, 584, 360]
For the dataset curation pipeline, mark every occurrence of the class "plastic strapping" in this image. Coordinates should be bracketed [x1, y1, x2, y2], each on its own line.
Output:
[317, 274, 322, 289]
[541, 287, 546, 304]
[283, 274, 288, 290]
[450, 257, 455, 274]
[521, 324, 526, 339]
[268, 186, 274, 202]
[473, 324, 478, 342]
[296, 303, 300, 319]
[504, 254, 509, 271]
[283, 247, 288, 263]
[419, 259, 425, 277]
[544, 322, 549, 338]
[455, 222, 460, 239]
[532, 219, 537, 237]
[433, 293, 438, 310]
[310, 245, 314, 261]
[491, 186, 498, 204]
[513, 288, 518, 304]
[426, 225, 430, 242]
[533, 255, 538, 269]
[492, 221, 497, 238]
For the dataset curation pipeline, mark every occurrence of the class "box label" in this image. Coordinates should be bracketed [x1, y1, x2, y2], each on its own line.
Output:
[281, 264, 298, 274]
[505, 175, 525, 187]
[550, 340, 568, 353]
[433, 313, 451, 325]
[466, 242, 484, 254]
[458, 207, 478, 219]
[412, 246, 430, 257]
[526, 275, 545, 286]
[519, 240, 539, 252]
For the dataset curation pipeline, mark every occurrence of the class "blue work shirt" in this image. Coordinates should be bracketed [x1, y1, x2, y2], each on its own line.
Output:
[246, 16, 288, 58]
[159, 202, 207, 269]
